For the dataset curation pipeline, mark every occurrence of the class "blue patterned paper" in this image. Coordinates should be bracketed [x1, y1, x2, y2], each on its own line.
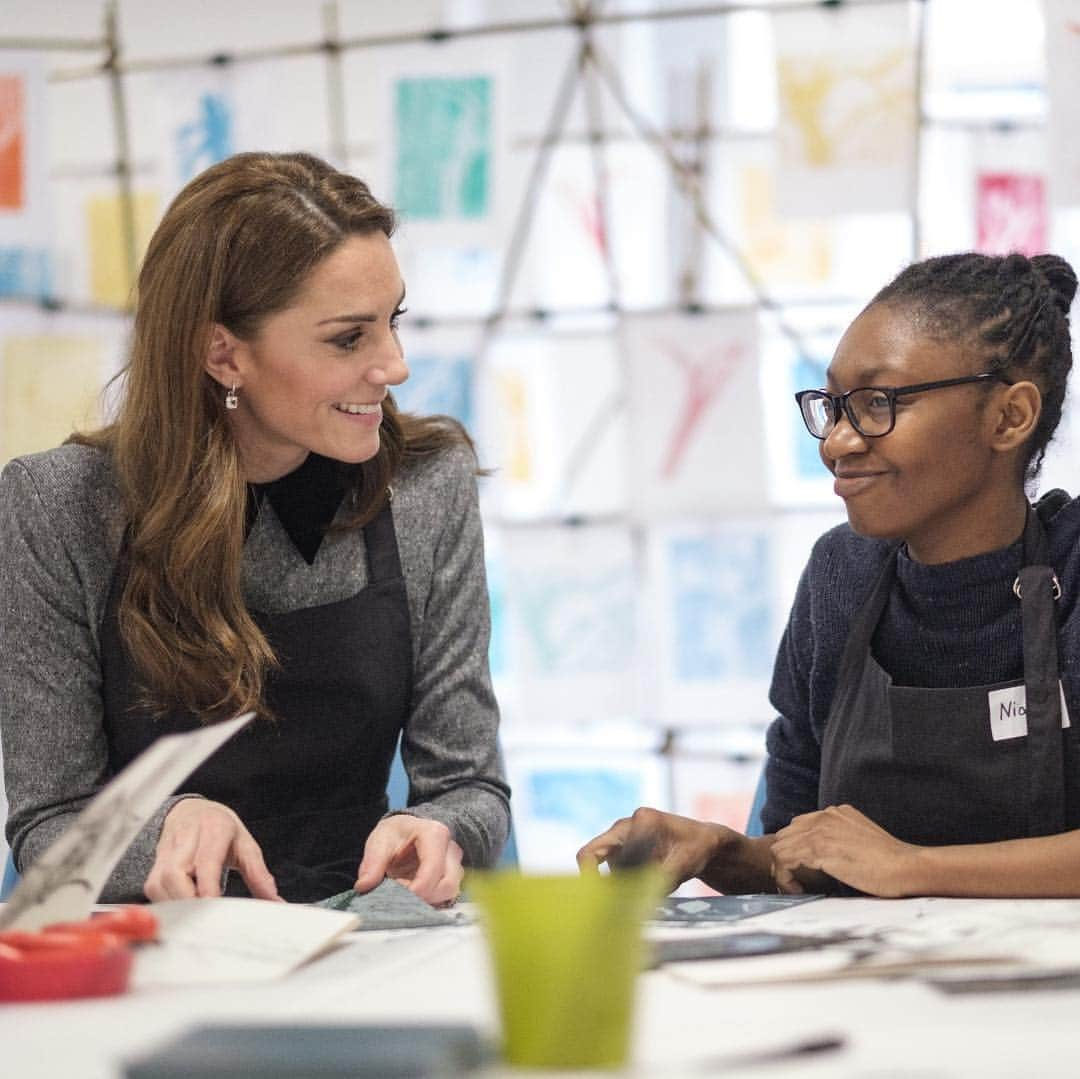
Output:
[514, 567, 635, 677]
[0, 248, 51, 300]
[793, 354, 828, 480]
[485, 552, 507, 680]
[529, 769, 642, 838]
[175, 92, 233, 182]
[670, 532, 771, 681]
[395, 76, 491, 220]
[393, 355, 474, 430]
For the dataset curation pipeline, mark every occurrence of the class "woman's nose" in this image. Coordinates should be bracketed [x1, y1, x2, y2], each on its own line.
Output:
[821, 412, 868, 460]
[366, 340, 409, 387]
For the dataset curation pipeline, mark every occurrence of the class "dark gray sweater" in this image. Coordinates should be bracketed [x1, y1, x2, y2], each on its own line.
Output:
[0, 443, 510, 901]
[765, 494, 1080, 835]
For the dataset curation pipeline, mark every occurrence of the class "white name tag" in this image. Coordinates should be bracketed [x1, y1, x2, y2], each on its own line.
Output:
[988, 682, 1072, 742]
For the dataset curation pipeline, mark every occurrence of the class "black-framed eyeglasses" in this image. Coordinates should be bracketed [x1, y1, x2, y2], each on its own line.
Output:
[794, 372, 1013, 440]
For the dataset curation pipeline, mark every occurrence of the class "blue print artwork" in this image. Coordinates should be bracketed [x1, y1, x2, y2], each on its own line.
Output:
[485, 553, 507, 680]
[671, 532, 771, 681]
[391, 356, 474, 430]
[395, 76, 491, 220]
[176, 93, 233, 182]
[0, 248, 51, 300]
[515, 568, 635, 677]
[794, 354, 828, 479]
[529, 769, 641, 839]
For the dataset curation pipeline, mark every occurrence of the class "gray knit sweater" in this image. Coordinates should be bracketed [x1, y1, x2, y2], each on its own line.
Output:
[0, 442, 510, 901]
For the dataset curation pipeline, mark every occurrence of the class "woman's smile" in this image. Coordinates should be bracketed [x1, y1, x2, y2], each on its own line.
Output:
[332, 400, 383, 426]
[833, 468, 887, 499]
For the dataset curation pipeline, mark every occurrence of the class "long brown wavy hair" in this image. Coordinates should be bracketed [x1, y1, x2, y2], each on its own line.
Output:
[72, 151, 471, 720]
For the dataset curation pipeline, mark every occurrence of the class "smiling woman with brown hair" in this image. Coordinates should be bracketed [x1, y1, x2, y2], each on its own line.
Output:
[580, 251, 1080, 899]
[0, 152, 510, 906]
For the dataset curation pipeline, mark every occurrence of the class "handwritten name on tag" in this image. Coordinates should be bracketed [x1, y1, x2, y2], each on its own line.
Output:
[988, 683, 1071, 742]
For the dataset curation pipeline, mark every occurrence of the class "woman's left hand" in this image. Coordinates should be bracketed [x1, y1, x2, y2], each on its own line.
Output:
[770, 804, 922, 898]
[354, 816, 464, 907]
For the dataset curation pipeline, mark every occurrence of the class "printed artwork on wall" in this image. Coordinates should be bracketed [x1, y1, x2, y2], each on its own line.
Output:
[175, 92, 232, 182]
[0, 248, 50, 300]
[499, 524, 639, 724]
[501, 737, 667, 871]
[481, 331, 626, 519]
[671, 749, 763, 834]
[773, 4, 916, 215]
[0, 72, 24, 211]
[737, 161, 833, 287]
[645, 522, 778, 726]
[976, 173, 1046, 257]
[85, 190, 160, 308]
[521, 142, 671, 312]
[392, 354, 475, 431]
[484, 533, 509, 683]
[2, 334, 108, 460]
[624, 311, 765, 518]
[761, 344, 838, 507]
[669, 531, 772, 683]
[1045, 0, 1080, 206]
[394, 75, 492, 221]
[155, 70, 236, 204]
[0, 51, 51, 301]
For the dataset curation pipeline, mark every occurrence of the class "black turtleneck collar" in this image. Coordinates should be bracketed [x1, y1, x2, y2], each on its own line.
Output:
[246, 453, 358, 564]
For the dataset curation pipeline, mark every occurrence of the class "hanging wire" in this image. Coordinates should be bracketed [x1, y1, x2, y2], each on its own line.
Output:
[909, 0, 930, 260]
[103, 0, 138, 311]
[475, 31, 588, 363]
[36, 0, 913, 81]
[321, 1, 348, 168]
[556, 0, 631, 507]
[585, 36, 820, 363]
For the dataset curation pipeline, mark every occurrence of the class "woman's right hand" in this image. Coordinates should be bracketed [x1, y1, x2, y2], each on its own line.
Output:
[576, 807, 736, 890]
[144, 798, 280, 901]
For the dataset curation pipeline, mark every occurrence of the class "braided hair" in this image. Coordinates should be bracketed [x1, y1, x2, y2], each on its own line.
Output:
[871, 251, 1077, 483]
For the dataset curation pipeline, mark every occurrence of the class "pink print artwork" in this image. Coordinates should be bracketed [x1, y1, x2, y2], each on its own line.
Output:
[976, 173, 1046, 258]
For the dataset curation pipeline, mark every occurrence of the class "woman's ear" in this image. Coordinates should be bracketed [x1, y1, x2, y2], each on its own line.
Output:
[991, 380, 1042, 454]
[204, 324, 245, 389]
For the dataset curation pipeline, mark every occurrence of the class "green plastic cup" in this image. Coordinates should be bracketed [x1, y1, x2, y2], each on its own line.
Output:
[469, 869, 664, 1070]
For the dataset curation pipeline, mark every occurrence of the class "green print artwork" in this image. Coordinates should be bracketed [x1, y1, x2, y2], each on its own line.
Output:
[395, 76, 491, 220]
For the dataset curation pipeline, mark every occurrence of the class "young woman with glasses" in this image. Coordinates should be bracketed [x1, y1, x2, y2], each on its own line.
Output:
[580, 251, 1080, 897]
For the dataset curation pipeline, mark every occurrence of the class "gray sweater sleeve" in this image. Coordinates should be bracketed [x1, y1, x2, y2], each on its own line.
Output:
[394, 449, 511, 866]
[0, 456, 188, 901]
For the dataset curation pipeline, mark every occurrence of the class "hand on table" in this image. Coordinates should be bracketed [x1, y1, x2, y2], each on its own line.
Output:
[146, 798, 280, 901]
[576, 807, 735, 889]
[355, 815, 464, 907]
[770, 804, 920, 897]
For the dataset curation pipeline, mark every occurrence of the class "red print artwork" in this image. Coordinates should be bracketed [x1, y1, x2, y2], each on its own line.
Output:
[0, 75, 25, 210]
[976, 173, 1046, 258]
[658, 339, 747, 479]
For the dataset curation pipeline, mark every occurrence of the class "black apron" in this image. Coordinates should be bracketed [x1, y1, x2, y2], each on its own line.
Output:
[818, 502, 1076, 846]
[101, 502, 413, 903]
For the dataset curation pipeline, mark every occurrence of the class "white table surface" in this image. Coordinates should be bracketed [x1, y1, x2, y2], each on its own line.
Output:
[4, 896, 1080, 1078]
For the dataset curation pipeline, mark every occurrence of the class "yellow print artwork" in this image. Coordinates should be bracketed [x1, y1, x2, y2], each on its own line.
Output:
[778, 47, 916, 169]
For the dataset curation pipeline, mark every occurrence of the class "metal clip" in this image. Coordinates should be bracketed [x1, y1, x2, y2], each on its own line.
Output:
[1013, 573, 1062, 601]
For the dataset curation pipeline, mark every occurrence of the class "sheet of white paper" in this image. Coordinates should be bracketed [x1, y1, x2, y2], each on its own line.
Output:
[132, 897, 359, 988]
[662, 897, 1080, 987]
[0, 711, 254, 931]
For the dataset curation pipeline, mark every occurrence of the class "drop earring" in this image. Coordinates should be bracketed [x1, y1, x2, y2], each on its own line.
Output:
[225, 384, 239, 410]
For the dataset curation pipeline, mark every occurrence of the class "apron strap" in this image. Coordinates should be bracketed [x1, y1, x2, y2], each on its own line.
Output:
[363, 497, 404, 584]
[1017, 507, 1065, 836]
[832, 543, 901, 696]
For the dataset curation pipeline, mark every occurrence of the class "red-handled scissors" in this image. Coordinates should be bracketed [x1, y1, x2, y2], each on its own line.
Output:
[0, 906, 159, 1003]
